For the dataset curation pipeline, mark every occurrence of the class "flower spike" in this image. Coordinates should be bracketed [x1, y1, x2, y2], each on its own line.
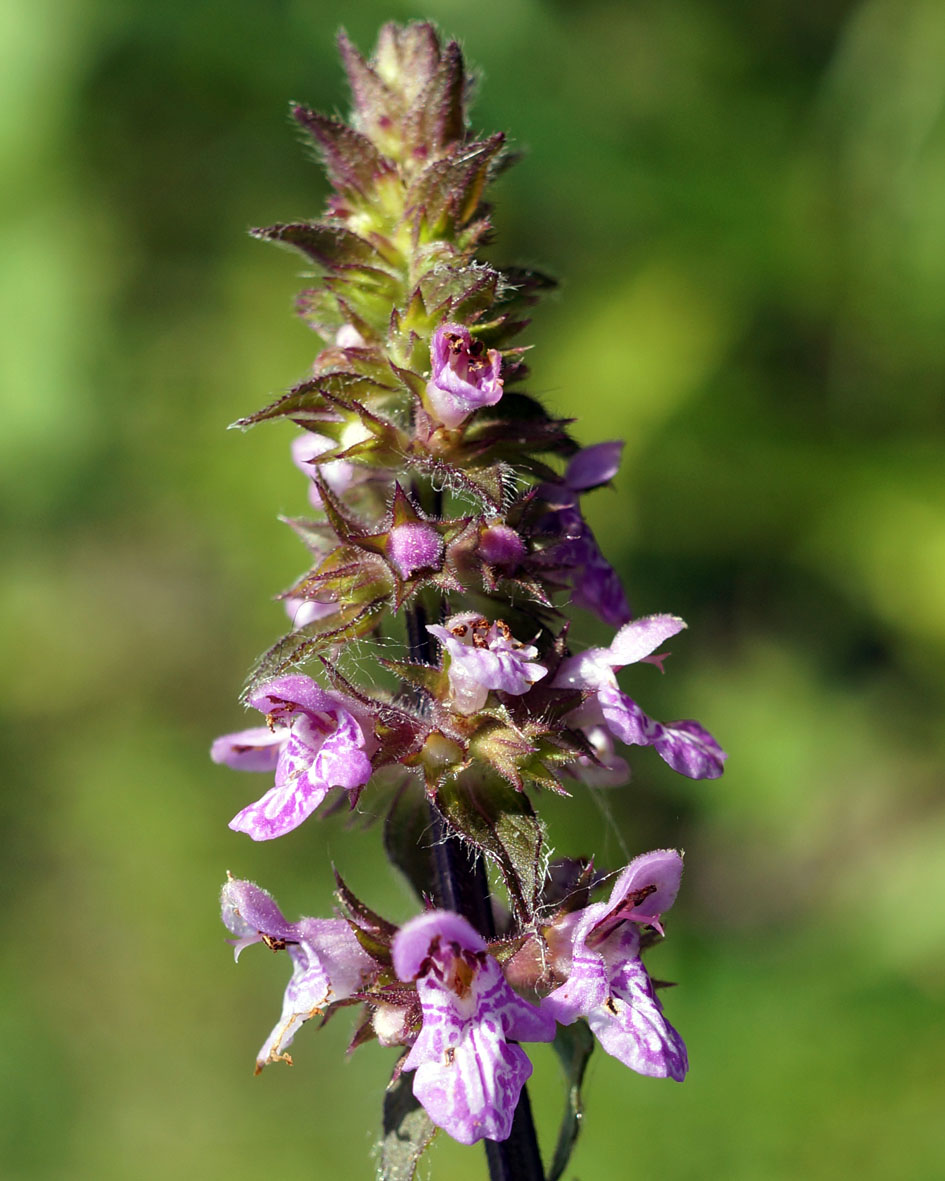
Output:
[213, 20, 726, 1176]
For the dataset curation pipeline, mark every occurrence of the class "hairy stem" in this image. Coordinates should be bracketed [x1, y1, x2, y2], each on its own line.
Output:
[406, 596, 545, 1181]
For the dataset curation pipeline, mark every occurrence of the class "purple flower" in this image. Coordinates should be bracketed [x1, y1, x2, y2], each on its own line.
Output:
[427, 612, 547, 715]
[537, 442, 631, 628]
[542, 850, 688, 1079]
[425, 322, 504, 429]
[564, 441, 623, 491]
[221, 876, 374, 1072]
[211, 674, 376, 840]
[553, 615, 726, 780]
[393, 911, 555, 1145]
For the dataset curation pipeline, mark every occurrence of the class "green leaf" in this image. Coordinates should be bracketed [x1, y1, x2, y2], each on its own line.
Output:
[384, 779, 435, 903]
[242, 600, 384, 700]
[379, 1068, 438, 1181]
[436, 772, 547, 925]
[548, 1020, 595, 1181]
[403, 40, 465, 153]
[419, 263, 499, 321]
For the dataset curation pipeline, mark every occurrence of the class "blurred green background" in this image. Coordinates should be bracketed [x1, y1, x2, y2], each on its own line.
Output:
[3, 0, 944, 1177]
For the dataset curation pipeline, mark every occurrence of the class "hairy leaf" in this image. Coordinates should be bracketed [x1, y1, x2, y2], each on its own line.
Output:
[379, 1068, 438, 1181]
[548, 1020, 595, 1181]
[405, 40, 465, 153]
[406, 135, 506, 231]
[436, 773, 547, 925]
[292, 106, 396, 198]
[243, 600, 384, 699]
[384, 779, 436, 903]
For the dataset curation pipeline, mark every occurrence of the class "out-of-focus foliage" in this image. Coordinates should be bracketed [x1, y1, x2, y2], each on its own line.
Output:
[2, 0, 943, 1177]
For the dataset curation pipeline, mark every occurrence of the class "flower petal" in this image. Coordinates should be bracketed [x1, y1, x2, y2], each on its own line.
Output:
[564, 441, 623, 490]
[221, 877, 297, 952]
[588, 958, 688, 1080]
[256, 921, 372, 1070]
[393, 911, 486, 980]
[608, 614, 686, 668]
[604, 849, 683, 929]
[408, 1014, 533, 1144]
[653, 720, 727, 780]
[211, 726, 284, 772]
[247, 674, 338, 717]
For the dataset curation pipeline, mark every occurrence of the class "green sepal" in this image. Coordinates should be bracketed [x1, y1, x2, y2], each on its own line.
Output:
[401, 39, 465, 157]
[436, 772, 547, 926]
[252, 221, 387, 269]
[419, 263, 501, 323]
[405, 134, 506, 234]
[284, 553, 392, 612]
[278, 515, 336, 554]
[292, 105, 396, 201]
[402, 451, 506, 512]
[243, 599, 385, 700]
[377, 657, 447, 699]
[388, 363, 425, 406]
[231, 371, 395, 429]
[297, 266, 406, 339]
[461, 393, 576, 464]
[548, 1019, 595, 1181]
[379, 1066, 438, 1181]
[334, 868, 399, 940]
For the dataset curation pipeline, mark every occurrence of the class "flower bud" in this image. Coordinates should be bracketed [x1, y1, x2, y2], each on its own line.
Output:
[478, 522, 525, 567]
[387, 521, 444, 578]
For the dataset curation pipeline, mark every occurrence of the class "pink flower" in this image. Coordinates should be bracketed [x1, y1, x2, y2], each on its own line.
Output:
[212, 674, 376, 839]
[427, 612, 547, 714]
[221, 877, 374, 1071]
[542, 850, 687, 1079]
[554, 615, 726, 780]
[393, 911, 554, 1144]
[425, 322, 503, 429]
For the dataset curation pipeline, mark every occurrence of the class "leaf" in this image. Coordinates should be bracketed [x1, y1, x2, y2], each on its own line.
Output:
[384, 779, 436, 903]
[548, 1020, 595, 1181]
[337, 30, 405, 145]
[243, 600, 384, 700]
[436, 773, 547, 926]
[419, 263, 499, 322]
[379, 1068, 438, 1181]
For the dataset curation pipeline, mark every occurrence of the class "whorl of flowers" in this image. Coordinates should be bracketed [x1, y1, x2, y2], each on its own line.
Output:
[213, 22, 725, 1178]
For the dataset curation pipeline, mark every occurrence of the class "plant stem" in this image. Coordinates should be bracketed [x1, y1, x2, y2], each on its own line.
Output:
[406, 597, 545, 1181]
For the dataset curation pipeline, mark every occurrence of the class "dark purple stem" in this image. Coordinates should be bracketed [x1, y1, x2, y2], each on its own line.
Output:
[405, 587, 545, 1181]
[427, 807, 545, 1181]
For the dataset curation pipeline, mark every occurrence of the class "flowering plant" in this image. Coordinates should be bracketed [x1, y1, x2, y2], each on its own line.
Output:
[213, 22, 724, 1179]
